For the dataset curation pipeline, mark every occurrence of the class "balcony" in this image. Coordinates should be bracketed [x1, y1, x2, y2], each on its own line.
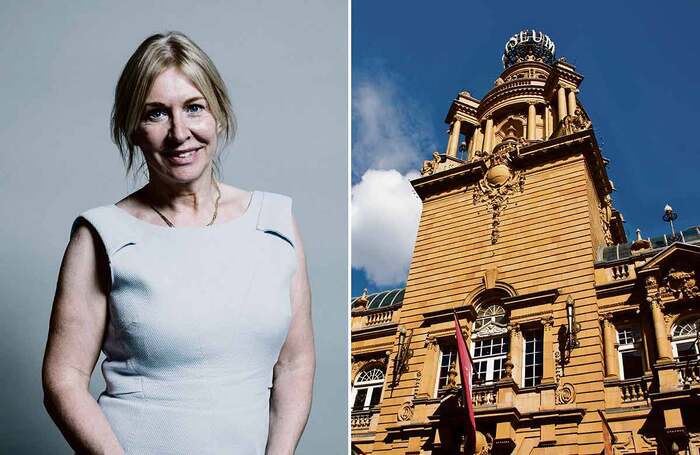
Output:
[351, 408, 379, 433]
[604, 376, 650, 409]
[472, 383, 499, 408]
[619, 377, 648, 403]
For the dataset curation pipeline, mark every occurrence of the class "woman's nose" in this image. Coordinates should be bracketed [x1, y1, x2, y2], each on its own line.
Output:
[168, 111, 191, 143]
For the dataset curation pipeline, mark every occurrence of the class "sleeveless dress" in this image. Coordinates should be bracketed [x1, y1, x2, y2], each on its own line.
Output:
[71, 191, 296, 454]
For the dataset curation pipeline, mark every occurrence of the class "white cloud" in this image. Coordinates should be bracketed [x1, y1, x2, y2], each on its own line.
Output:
[352, 72, 436, 178]
[352, 169, 422, 287]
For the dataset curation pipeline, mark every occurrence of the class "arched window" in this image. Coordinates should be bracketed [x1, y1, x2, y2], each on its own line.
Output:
[672, 317, 700, 360]
[472, 303, 509, 385]
[351, 366, 385, 411]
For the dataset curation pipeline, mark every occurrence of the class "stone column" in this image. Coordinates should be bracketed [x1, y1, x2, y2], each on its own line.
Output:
[601, 314, 620, 378]
[527, 102, 536, 140]
[507, 323, 522, 385]
[544, 106, 552, 139]
[473, 127, 483, 154]
[542, 317, 556, 383]
[483, 117, 494, 153]
[650, 300, 673, 362]
[567, 89, 577, 118]
[447, 119, 461, 158]
[557, 86, 567, 121]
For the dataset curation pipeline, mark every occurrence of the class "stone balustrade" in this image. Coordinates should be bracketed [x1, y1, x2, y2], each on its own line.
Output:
[677, 360, 700, 387]
[350, 409, 373, 431]
[472, 384, 498, 408]
[366, 310, 394, 326]
[618, 377, 647, 403]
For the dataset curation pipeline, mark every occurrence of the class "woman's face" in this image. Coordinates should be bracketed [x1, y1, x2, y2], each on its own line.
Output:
[133, 67, 218, 185]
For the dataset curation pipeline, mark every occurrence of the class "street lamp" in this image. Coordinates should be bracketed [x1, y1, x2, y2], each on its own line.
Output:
[663, 204, 679, 241]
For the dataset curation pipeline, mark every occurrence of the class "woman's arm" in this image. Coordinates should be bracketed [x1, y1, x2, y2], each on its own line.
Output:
[265, 217, 316, 455]
[42, 223, 124, 454]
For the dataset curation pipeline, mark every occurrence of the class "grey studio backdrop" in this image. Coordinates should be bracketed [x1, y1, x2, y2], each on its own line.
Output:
[0, 1, 347, 453]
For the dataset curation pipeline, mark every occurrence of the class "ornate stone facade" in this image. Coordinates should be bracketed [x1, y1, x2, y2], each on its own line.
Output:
[351, 31, 700, 454]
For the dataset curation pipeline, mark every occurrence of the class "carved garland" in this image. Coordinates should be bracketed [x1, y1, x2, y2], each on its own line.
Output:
[473, 140, 526, 244]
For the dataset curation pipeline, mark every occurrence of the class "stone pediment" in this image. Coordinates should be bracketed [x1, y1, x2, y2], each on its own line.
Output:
[637, 243, 700, 272]
[474, 321, 507, 337]
[637, 243, 700, 304]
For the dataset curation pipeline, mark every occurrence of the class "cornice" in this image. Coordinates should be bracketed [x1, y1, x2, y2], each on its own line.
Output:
[412, 129, 612, 202]
[420, 306, 477, 327]
[351, 322, 398, 341]
[595, 280, 637, 298]
[501, 289, 559, 310]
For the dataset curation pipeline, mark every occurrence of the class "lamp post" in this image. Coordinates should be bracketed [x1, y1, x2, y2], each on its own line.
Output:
[564, 295, 580, 362]
[663, 204, 679, 241]
[392, 326, 413, 387]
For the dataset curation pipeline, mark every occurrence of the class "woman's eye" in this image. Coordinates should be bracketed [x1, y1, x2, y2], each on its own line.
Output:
[185, 104, 205, 114]
[146, 109, 167, 121]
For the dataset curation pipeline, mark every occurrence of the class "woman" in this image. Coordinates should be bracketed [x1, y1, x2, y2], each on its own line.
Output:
[42, 32, 314, 454]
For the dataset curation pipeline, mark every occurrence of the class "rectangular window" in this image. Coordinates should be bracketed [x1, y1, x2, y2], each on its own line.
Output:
[617, 325, 644, 379]
[352, 388, 368, 410]
[675, 341, 699, 360]
[472, 336, 508, 385]
[437, 347, 457, 391]
[523, 329, 543, 387]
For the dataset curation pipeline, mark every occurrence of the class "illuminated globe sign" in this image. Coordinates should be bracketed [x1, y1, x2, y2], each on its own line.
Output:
[502, 30, 556, 68]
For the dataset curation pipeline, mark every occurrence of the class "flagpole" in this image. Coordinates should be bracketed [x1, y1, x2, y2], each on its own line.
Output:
[453, 309, 477, 454]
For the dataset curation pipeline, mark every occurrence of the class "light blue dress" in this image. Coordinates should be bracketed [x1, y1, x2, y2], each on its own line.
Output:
[72, 191, 296, 454]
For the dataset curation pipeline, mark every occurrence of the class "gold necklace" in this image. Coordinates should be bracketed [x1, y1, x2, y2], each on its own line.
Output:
[149, 180, 222, 228]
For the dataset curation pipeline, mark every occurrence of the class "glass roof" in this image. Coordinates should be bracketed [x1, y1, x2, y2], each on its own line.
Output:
[351, 288, 405, 310]
[599, 226, 700, 262]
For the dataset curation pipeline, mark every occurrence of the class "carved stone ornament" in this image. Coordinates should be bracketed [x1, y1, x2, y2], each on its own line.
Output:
[420, 151, 443, 176]
[397, 401, 414, 422]
[475, 431, 494, 455]
[660, 268, 700, 301]
[424, 333, 438, 350]
[554, 350, 563, 384]
[644, 275, 662, 307]
[555, 382, 576, 405]
[503, 355, 514, 378]
[554, 107, 592, 138]
[599, 194, 613, 246]
[473, 139, 526, 244]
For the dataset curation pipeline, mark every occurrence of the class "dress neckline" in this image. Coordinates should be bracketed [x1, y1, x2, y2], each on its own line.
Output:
[110, 190, 258, 232]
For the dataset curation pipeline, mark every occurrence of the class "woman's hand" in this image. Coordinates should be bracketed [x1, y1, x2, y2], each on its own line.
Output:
[265, 217, 315, 455]
[42, 222, 125, 454]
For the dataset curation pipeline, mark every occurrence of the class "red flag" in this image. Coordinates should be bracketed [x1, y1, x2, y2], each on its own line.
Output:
[454, 311, 477, 454]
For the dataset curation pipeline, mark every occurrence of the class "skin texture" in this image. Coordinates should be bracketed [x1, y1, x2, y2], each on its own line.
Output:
[42, 67, 315, 454]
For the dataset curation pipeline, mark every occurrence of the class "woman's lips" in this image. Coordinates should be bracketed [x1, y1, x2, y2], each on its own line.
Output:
[165, 147, 200, 165]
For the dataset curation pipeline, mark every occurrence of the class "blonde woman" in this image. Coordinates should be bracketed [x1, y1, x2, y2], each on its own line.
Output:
[42, 32, 314, 454]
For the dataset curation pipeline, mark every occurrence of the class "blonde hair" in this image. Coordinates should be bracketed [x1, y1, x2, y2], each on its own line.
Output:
[111, 31, 236, 177]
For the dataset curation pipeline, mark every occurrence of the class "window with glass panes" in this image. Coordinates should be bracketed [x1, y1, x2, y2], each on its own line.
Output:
[672, 317, 700, 361]
[472, 336, 508, 385]
[523, 329, 543, 387]
[351, 367, 385, 411]
[436, 347, 457, 392]
[616, 325, 644, 379]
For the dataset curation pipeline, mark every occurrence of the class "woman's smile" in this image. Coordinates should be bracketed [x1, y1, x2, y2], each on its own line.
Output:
[164, 146, 203, 165]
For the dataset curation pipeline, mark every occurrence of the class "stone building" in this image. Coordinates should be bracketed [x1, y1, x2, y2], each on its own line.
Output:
[350, 30, 700, 454]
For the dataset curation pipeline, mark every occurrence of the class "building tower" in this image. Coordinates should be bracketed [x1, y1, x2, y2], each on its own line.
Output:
[351, 30, 700, 454]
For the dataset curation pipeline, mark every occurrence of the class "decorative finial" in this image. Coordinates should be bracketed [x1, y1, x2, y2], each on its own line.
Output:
[635, 228, 643, 242]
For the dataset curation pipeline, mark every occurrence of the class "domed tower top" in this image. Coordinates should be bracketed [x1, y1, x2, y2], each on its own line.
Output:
[502, 30, 556, 68]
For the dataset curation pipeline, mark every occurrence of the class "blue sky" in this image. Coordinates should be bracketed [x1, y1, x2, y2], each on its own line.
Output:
[351, 0, 700, 297]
